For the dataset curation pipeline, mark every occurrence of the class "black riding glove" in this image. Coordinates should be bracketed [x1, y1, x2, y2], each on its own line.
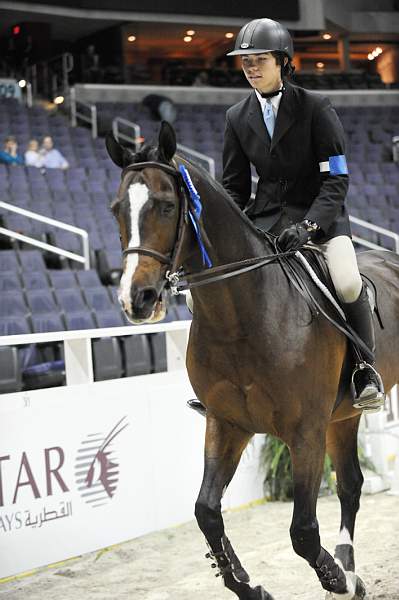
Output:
[277, 222, 312, 252]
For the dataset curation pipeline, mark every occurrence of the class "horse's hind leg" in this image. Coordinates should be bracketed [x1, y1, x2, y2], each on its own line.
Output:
[289, 428, 363, 599]
[326, 416, 366, 599]
[195, 415, 273, 600]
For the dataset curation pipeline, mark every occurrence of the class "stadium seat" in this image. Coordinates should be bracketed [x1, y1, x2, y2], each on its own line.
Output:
[0, 271, 22, 291]
[26, 289, 58, 314]
[149, 333, 167, 372]
[92, 337, 123, 380]
[0, 316, 31, 335]
[0, 347, 22, 393]
[18, 250, 47, 271]
[48, 270, 77, 289]
[119, 335, 152, 376]
[0, 291, 28, 317]
[22, 271, 50, 290]
[31, 313, 65, 333]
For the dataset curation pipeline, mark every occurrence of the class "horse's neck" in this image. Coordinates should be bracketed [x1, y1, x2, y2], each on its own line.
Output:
[198, 179, 266, 264]
[183, 176, 281, 329]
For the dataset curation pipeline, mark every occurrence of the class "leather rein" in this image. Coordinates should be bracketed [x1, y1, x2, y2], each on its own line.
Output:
[120, 160, 298, 294]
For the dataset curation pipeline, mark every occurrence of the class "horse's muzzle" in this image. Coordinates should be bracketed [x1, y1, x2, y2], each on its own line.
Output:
[130, 285, 159, 319]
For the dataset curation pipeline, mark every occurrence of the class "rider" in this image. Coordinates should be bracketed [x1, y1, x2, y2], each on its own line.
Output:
[223, 17, 384, 411]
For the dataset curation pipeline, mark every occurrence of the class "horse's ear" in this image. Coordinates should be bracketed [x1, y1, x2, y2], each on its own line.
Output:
[158, 120, 176, 162]
[105, 131, 135, 168]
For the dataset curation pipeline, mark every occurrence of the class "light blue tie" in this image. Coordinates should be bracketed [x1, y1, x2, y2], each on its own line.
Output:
[263, 100, 275, 139]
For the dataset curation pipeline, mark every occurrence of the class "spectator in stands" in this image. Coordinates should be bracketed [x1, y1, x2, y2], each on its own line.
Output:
[142, 94, 177, 124]
[193, 70, 210, 87]
[25, 139, 44, 168]
[0, 136, 24, 166]
[41, 136, 69, 169]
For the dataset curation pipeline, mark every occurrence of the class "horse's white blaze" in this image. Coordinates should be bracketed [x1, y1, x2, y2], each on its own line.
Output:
[118, 182, 149, 313]
[338, 526, 353, 547]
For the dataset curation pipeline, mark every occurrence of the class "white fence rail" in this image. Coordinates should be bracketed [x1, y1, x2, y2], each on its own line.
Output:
[0, 200, 90, 269]
[112, 116, 142, 151]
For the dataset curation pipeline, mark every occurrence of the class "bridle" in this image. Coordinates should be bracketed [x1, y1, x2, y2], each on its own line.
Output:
[120, 160, 189, 285]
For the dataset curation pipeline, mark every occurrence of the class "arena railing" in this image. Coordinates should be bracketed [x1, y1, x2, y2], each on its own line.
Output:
[0, 200, 90, 269]
[70, 87, 98, 139]
[111, 116, 216, 177]
[0, 321, 191, 385]
[112, 116, 142, 151]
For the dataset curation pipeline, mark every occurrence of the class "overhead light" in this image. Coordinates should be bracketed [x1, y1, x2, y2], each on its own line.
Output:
[368, 53, 374, 61]
[18, 79, 26, 88]
[225, 32, 234, 39]
[186, 29, 195, 36]
[54, 95, 64, 105]
[316, 62, 324, 69]
[128, 35, 136, 42]
[375, 46, 383, 54]
[184, 36, 192, 42]
[322, 33, 332, 40]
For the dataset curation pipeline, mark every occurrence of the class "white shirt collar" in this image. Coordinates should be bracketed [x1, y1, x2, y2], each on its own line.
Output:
[255, 85, 283, 115]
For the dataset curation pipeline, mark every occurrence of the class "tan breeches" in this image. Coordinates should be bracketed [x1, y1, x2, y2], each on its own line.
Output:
[310, 235, 363, 304]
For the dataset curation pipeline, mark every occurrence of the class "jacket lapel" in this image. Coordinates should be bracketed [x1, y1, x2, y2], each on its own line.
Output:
[270, 82, 296, 151]
[247, 91, 271, 149]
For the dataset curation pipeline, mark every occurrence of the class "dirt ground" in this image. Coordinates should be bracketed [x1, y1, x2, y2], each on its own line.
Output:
[1, 493, 398, 600]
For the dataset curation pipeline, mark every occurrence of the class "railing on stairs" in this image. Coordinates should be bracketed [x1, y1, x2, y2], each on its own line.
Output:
[0, 201, 90, 270]
[70, 87, 98, 139]
[111, 116, 216, 177]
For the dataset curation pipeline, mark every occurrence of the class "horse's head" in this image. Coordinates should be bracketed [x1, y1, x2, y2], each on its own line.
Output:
[106, 121, 183, 324]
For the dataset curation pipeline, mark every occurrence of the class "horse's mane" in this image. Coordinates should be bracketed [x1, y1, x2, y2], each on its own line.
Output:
[174, 152, 265, 241]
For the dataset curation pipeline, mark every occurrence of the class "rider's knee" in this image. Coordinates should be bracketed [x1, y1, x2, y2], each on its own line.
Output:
[335, 276, 362, 304]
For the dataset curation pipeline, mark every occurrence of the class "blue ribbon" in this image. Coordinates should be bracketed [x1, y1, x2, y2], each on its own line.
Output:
[329, 155, 348, 176]
[179, 164, 212, 268]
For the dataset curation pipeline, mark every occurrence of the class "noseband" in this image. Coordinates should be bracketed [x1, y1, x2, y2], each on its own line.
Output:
[120, 161, 189, 274]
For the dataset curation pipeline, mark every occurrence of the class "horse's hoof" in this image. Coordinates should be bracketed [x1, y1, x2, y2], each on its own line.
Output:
[325, 576, 366, 600]
[354, 576, 366, 599]
[252, 585, 275, 600]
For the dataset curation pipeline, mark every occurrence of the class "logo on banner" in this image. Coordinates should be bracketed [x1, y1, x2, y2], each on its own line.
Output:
[74, 417, 129, 509]
[0, 416, 129, 532]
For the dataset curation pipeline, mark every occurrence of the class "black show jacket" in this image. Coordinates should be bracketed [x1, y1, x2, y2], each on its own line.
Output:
[222, 81, 351, 242]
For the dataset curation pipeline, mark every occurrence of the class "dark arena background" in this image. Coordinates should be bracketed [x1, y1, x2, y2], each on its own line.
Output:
[0, 1, 398, 599]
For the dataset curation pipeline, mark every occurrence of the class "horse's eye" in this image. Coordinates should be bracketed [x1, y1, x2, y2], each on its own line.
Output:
[159, 201, 175, 217]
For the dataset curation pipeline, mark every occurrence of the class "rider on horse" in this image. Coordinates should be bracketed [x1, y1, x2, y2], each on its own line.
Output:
[223, 17, 384, 411]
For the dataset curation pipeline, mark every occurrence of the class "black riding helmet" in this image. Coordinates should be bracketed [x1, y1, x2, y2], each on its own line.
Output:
[227, 18, 293, 60]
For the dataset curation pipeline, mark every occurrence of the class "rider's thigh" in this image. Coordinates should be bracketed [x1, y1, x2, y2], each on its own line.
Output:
[318, 235, 362, 303]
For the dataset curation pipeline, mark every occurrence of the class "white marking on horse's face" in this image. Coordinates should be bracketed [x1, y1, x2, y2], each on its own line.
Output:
[338, 527, 353, 547]
[118, 182, 149, 314]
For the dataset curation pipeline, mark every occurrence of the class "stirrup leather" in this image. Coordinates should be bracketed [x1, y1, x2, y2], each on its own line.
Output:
[351, 362, 385, 410]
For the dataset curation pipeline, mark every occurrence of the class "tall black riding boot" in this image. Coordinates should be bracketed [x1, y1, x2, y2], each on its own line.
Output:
[342, 284, 385, 411]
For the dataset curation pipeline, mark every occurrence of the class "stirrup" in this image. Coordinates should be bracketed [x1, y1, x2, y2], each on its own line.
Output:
[351, 362, 385, 411]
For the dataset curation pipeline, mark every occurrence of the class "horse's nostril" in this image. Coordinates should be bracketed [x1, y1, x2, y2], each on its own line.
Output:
[132, 287, 158, 310]
[142, 288, 158, 305]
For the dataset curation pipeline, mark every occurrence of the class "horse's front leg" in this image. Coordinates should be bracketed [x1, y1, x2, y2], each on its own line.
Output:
[289, 428, 363, 599]
[195, 415, 274, 600]
[326, 417, 366, 599]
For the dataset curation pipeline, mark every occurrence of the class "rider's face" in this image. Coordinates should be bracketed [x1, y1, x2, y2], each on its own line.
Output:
[241, 53, 282, 93]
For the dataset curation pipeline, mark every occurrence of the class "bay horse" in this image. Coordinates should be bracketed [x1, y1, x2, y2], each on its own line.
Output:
[106, 122, 399, 600]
